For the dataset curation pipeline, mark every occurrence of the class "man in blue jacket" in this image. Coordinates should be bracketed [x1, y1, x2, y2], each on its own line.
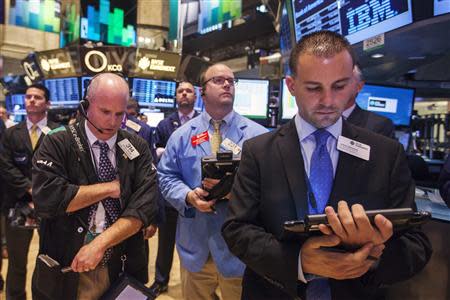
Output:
[158, 64, 268, 300]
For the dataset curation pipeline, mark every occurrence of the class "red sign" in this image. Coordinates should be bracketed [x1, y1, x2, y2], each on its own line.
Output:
[191, 131, 209, 146]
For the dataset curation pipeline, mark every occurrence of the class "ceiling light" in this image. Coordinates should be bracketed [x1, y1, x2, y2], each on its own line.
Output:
[371, 53, 384, 58]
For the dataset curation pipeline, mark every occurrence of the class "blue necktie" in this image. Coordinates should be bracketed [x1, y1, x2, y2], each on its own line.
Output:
[306, 129, 333, 300]
[88, 141, 121, 264]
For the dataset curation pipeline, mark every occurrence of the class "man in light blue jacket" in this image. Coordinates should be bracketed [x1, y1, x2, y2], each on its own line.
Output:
[158, 63, 268, 300]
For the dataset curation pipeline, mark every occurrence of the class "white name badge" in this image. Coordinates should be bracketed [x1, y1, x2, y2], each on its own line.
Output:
[337, 136, 370, 161]
[41, 126, 51, 135]
[118, 138, 140, 160]
[125, 119, 141, 133]
[221, 138, 241, 155]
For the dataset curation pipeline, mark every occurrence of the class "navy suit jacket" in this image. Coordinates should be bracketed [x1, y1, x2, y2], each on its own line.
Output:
[222, 119, 431, 299]
[347, 105, 395, 139]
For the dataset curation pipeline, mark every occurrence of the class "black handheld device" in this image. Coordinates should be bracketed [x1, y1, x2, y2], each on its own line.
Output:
[201, 151, 240, 201]
[284, 208, 431, 234]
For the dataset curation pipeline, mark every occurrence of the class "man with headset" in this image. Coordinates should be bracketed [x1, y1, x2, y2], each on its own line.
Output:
[31, 73, 158, 299]
[0, 83, 59, 300]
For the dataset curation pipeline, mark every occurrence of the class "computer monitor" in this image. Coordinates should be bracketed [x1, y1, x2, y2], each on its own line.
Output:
[193, 86, 204, 112]
[5, 94, 26, 122]
[280, 78, 297, 120]
[356, 84, 415, 126]
[44, 77, 80, 107]
[434, 0, 450, 16]
[131, 78, 176, 109]
[234, 79, 269, 119]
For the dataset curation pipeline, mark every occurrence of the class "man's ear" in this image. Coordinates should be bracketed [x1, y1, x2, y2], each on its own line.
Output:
[285, 76, 296, 96]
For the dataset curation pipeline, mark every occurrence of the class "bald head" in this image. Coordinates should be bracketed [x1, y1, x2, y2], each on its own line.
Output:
[86, 73, 129, 103]
[84, 73, 130, 140]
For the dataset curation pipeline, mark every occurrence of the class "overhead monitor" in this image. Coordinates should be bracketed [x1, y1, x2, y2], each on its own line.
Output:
[131, 78, 176, 109]
[198, 0, 241, 34]
[355, 83, 415, 126]
[434, 0, 450, 16]
[9, 0, 61, 33]
[80, 0, 136, 46]
[44, 77, 80, 106]
[281, 78, 297, 120]
[290, 0, 413, 44]
[234, 79, 269, 119]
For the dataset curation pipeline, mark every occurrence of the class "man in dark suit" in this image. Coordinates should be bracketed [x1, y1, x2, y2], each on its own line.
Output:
[343, 65, 395, 138]
[222, 31, 431, 300]
[0, 84, 59, 300]
[150, 81, 199, 296]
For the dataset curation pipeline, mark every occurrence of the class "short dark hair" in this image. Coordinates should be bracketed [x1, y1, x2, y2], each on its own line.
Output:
[127, 98, 140, 113]
[176, 80, 195, 89]
[27, 83, 50, 102]
[289, 30, 357, 77]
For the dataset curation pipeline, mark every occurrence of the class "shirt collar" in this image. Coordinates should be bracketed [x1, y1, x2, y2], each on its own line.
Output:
[27, 117, 47, 130]
[294, 113, 342, 142]
[202, 110, 235, 125]
[342, 103, 356, 119]
[178, 110, 195, 121]
[84, 120, 117, 149]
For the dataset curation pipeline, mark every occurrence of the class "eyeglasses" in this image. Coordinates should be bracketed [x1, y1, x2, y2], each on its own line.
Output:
[203, 76, 238, 86]
[25, 94, 45, 101]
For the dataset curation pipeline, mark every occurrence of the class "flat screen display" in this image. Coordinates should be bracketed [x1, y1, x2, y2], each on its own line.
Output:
[60, 0, 80, 47]
[44, 77, 80, 106]
[355, 84, 415, 126]
[291, 0, 413, 44]
[131, 78, 176, 109]
[5, 94, 26, 117]
[9, 0, 61, 33]
[234, 79, 269, 119]
[198, 0, 241, 34]
[194, 86, 204, 112]
[281, 78, 297, 120]
[80, 0, 136, 46]
[434, 0, 450, 16]
[81, 76, 92, 96]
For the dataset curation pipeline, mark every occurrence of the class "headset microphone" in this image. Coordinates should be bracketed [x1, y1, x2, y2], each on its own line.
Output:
[79, 100, 104, 134]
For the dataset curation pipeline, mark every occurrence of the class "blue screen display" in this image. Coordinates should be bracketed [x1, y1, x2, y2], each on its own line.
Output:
[5, 94, 26, 118]
[194, 86, 204, 112]
[131, 78, 176, 108]
[434, 0, 450, 16]
[355, 84, 415, 126]
[44, 77, 80, 106]
[291, 0, 412, 44]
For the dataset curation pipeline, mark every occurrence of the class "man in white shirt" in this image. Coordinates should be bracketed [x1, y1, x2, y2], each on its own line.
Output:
[0, 84, 59, 299]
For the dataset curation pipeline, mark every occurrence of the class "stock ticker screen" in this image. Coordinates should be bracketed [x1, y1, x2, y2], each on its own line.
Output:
[291, 0, 412, 44]
[44, 77, 80, 106]
[131, 78, 176, 109]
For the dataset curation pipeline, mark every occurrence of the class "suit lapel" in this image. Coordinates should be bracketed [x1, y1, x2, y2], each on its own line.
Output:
[276, 120, 308, 218]
[347, 105, 368, 128]
[18, 122, 33, 153]
[329, 121, 365, 207]
[115, 130, 129, 185]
